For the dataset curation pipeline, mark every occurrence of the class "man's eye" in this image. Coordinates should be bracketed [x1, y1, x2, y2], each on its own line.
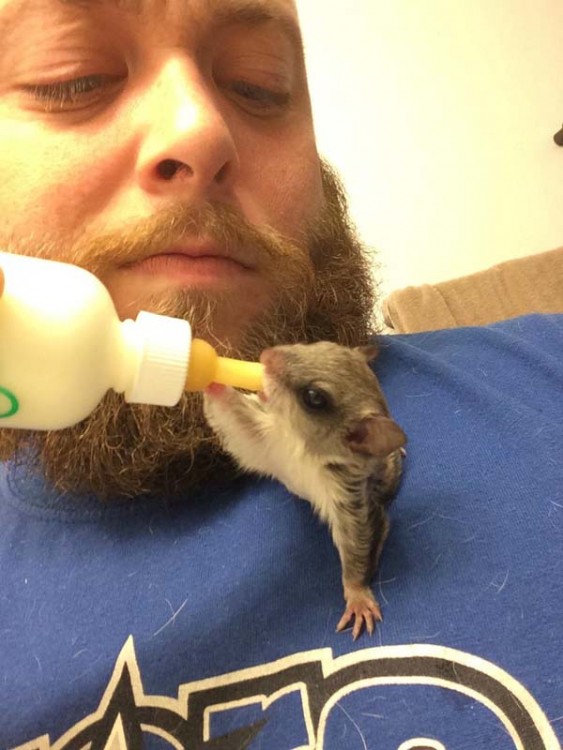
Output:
[298, 386, 333, 414]
[23, 74, 123, 111]
[228, 81, 290, 113]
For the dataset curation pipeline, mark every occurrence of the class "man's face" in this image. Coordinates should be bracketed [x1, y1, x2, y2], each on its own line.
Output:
[0, 0, 322, 338]
[0, 0, 378, 500]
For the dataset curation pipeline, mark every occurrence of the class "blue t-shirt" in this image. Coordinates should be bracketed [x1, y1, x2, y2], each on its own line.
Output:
[1, 314, 562, 750]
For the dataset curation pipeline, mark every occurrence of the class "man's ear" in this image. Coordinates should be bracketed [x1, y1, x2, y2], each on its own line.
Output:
[347, 416, 407, 457]
[356, 345, 379, 363]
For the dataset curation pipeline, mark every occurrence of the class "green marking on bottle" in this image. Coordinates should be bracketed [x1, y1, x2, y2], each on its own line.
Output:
[0, 387, 19, 418]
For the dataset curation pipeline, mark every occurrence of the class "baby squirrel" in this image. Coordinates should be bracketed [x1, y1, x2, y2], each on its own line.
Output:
[203, 341, 406, 640]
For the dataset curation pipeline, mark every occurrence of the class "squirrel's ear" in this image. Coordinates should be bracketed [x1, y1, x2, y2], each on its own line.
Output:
[347, 416, 407, 457]
[356, 345, 379, 363]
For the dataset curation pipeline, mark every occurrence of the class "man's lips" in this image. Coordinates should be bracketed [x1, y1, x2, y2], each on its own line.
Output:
[120, 245, 256, 282]
[130, 253, 249, 271]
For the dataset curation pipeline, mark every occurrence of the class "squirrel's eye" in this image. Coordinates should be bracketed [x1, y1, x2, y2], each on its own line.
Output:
[298, 386, 332, 413]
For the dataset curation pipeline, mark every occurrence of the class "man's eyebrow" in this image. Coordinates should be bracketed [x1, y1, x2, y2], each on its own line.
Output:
[211, 1, 304, 53]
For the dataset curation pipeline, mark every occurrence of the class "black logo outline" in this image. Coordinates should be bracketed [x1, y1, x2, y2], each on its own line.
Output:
[14, 638, 559, 750]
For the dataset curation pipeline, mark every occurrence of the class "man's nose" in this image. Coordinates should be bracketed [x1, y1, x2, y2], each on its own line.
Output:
[135, 59, 239, 201]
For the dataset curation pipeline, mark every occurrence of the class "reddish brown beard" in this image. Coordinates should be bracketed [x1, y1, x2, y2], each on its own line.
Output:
[0, 161, 380, 500]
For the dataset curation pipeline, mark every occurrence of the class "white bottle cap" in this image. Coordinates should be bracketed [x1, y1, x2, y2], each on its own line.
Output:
[125, 311, 191, 406]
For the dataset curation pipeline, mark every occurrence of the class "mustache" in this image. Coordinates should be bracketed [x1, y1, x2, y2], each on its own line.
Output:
[63, 202, 305, 277]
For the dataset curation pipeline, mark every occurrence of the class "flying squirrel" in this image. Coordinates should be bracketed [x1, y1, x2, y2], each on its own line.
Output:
[203, 341, 406, 640]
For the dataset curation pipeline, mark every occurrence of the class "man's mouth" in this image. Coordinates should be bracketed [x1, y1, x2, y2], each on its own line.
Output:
[120, 243, 256, 284]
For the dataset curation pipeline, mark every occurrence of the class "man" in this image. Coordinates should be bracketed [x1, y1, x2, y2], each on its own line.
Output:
[0, 0, 377, 500]
[0, 1, 561, 748]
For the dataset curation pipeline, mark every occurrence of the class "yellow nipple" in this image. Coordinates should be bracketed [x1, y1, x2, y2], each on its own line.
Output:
[184, 338, 264, 392]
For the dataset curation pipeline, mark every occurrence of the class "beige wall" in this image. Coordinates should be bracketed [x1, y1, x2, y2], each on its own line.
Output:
[297, 0, 563, 297]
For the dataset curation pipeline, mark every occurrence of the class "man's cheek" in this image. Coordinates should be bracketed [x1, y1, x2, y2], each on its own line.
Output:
[0, 138, 120, 239]
[266, 158, 323, 237]
[0, 154, 72, 234]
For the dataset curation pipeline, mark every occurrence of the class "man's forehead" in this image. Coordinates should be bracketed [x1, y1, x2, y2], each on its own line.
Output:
[0, 0, 304, 56]
[0, 0, 300, 30]
[62, 0, 297, 12]
[0, 0, 297, 15]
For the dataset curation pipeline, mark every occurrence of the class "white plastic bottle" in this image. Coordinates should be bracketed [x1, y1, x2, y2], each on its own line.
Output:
[0, 252, 263, 430]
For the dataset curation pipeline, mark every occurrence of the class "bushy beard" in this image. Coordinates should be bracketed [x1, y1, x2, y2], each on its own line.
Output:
[0, 161, 380, 501]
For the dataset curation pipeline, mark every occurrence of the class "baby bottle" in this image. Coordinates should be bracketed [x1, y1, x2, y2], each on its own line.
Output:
[0, 252, 263, 430]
